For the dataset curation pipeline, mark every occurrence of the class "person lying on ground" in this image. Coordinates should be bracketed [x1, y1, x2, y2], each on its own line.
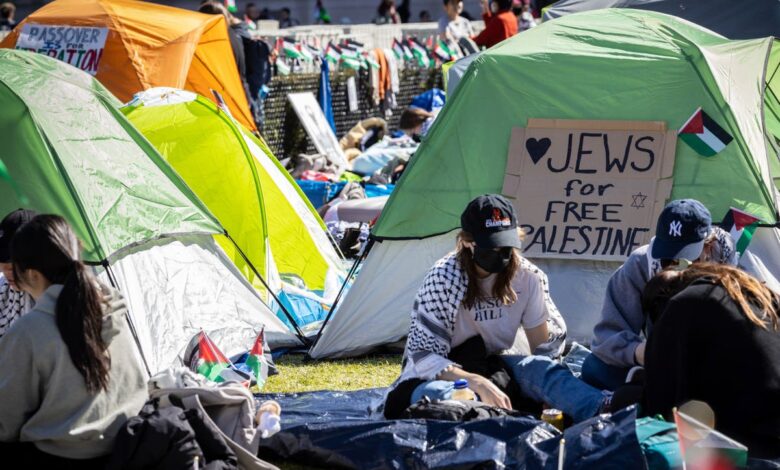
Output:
[640, 263, 780, 459]
[472, 0, 518, 49]
[582, 199, 779, 391]
[0, 215, 147, 468]
[384, 194, 605, 421]
[351, 108, 432, 178]
[0, 209, 36, 339]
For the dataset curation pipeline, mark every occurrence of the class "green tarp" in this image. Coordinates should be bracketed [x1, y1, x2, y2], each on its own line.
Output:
[0, 49, 220, 262]
[374, 9, 780, 239]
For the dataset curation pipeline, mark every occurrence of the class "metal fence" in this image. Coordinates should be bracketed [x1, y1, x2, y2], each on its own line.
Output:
[262, 66, 443, 160]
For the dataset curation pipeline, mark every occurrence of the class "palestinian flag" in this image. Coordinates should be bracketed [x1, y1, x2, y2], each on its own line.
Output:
[184, 331, 231, 382]
[275, 57, 291, 75]
[402, 41, 414, 61]
[408, 38, 431, 67]
[392, 39, 404, 59]
[721, 208, 761, 256]
[434, 38, 454, 61]
[325, 42, 341, 63]
[341, 56, 361, 70]
[283, 37, 301, 59]
[678, 107, 733, 157]
[340, 43, 359, 60]
[345, 39, 365, 53]
[674, 408, 747, 469]
[298, 43, 313, 62]
[223, 0, 237, 13]
[365, 53, 380, 69]
[246, 327, 270, 393]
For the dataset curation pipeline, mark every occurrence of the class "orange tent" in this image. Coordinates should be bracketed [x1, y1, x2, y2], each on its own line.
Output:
[1, 0, 256, 131]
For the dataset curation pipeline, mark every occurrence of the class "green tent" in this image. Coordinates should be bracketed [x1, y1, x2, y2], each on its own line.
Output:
[122, 88, 345, 326]
[0, 49, 220, 261]
[0, 49, 301, 371]
[310, 10, 780, 358]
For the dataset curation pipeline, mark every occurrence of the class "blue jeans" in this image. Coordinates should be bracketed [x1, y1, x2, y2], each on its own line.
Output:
[411, 355, 607, 422]
[581, 353, 631, 391]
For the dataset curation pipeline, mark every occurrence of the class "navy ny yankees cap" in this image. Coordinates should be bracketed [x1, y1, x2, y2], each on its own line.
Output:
[651, 199, 711, 261]
[461, 194, 523, 249]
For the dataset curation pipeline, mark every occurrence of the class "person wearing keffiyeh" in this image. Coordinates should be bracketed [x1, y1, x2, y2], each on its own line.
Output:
[383, 195, 610, 421]
[0, 209, 36, 339]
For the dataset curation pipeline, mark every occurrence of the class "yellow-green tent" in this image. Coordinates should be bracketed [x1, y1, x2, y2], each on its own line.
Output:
[123, 88, 345, 328]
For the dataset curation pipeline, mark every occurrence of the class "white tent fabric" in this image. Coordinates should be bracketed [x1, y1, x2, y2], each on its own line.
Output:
[101, 235, 300, 373]
[311, 227, 780, 359]
[446, 53, 480, 96]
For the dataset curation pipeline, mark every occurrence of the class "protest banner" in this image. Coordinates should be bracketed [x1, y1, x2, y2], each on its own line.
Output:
[502, 119, 676, 261]
[15, 24, 108, 76]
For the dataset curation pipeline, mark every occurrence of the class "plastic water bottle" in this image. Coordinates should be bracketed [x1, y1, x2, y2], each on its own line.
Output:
[450, 379, 477, 401]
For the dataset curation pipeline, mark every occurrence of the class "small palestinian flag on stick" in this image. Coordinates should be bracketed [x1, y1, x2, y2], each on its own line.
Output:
[408, 37, 431, 68]
[283, 37, 301, 59]
[247, 327, 270, 393]
[325, 42, 341, 63]
[678, 107, 733, 157]
[721, 207, 761, 256]
[392, 39, 404, 59]
[674, 407, 747, 469]
[184, 331, 250, 386]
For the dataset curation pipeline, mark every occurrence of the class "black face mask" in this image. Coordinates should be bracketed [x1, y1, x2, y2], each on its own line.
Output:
[473, 246, 513, 273]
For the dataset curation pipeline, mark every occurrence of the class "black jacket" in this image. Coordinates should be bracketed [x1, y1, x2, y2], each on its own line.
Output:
[644, 281, 780, 458]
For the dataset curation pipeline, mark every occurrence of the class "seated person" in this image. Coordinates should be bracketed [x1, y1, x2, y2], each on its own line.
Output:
[472, 0, 518, 49]
[384, 195, 603, 421]
[0, 215, 147, 467]
[641, 264, 780, 459]
[583, 199, 777, 390]
[0, 209, 36, 338]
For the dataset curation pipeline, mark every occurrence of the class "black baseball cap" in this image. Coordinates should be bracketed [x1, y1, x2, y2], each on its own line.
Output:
[460, 194, 522, 249]
[0, 209, 38, 263]
[651, 199, 711, 261]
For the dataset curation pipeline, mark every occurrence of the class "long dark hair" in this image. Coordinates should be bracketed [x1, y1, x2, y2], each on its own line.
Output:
[456, 230, 521, 309]
[11, 215, 110, 393]
[642, 262, 780, 331]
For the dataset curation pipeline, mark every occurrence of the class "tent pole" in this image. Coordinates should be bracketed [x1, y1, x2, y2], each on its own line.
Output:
[307, 236, 376, 357]
[223, 232, 311, 346]
[102, 261, 152, 377]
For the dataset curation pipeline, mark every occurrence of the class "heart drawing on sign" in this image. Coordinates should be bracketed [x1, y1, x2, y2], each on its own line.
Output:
[525, 137, 551, 164]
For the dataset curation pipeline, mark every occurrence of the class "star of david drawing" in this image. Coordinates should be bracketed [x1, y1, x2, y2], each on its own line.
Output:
[631, 193, 647, 209]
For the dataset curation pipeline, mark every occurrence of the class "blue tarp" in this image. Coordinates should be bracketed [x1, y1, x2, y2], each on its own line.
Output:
[256, 388, 646, 469]
[295, 180, 395, 209]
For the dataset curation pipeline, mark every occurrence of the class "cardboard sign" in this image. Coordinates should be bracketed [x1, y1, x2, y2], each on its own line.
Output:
[16, 24, 108, 76]
[287, 92, 348, 174]
[502, 119, 676, 261]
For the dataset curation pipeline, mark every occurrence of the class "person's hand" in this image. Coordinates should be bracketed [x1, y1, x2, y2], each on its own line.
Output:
[469, 375, 512, 409]
[634, 341, 646, 366]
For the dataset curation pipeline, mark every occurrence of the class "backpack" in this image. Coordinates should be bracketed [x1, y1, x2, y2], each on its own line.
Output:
[636, 416, 682, 470]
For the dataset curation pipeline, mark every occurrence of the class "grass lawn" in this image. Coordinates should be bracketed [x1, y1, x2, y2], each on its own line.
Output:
[263, 354, 402, 393]
[261, 354, 402, 470]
